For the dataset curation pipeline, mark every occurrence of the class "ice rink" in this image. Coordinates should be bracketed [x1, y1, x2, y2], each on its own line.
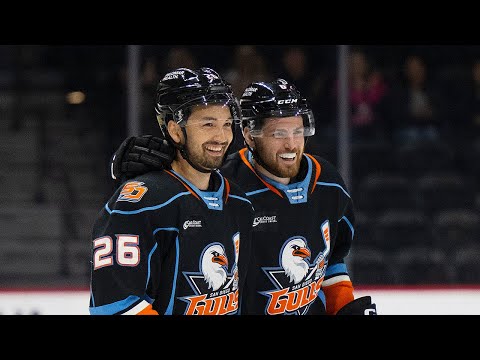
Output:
[1, 287, 480, 315]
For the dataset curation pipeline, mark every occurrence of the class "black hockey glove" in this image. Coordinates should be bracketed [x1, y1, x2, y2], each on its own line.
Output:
[111, 135, 175, 187]
[336, 296, 377, 315]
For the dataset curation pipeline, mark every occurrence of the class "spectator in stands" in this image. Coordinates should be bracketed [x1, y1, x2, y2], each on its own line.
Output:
[224, 45, 272, 150]
[331, 49, 389, 143]
[279, 47, 330, 120]
[389, 54, 446, 145]
[224, 45, 271, 98]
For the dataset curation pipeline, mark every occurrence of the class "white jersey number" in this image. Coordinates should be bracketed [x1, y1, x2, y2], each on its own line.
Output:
[93, 235, 140, 270]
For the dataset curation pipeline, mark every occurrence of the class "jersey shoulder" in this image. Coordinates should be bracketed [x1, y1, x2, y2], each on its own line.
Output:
[107, 170, 186, 211]
[224, 175, 246, 196]
[223, 174, 252, 206]
[307, 153, 346, 186]
[223, 149, 264, 192]
[222, 150, 244, 178]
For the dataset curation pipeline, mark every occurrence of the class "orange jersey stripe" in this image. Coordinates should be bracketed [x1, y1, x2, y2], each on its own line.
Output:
[239, 148, 283, 198]
[305, 153, 322, 194]
[137, 304, 159, 315]
[165, 170, 201, 200]
[224, 177, 230, 203]
[323, 280, 354, 315]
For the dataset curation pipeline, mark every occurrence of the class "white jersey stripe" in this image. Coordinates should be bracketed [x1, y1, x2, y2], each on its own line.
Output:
[122, 300, 151, 315]
[322, 274, 351, 287]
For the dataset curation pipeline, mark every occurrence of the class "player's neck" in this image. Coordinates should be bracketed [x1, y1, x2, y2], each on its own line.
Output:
[171, 159, 211, 190]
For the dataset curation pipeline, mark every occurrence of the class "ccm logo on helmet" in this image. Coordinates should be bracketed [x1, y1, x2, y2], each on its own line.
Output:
[277, 99, 298, 104]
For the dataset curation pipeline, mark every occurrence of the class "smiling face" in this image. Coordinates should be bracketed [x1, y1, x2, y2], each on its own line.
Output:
[170, 104, 234, 172]
[245, 116, 305, 182]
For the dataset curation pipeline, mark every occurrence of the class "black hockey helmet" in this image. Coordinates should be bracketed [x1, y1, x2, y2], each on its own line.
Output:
[155, 67, 241, 141]
[239, 78, 315, 138]
[154, 67, 241, 173]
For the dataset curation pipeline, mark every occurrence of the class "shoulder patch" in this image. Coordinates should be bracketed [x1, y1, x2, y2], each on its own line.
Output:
[117, 181, 148, 203]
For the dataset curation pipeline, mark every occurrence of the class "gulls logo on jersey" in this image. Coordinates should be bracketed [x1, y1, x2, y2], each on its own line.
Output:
[261, 221, 331, 315]
[180, 233, 240, 315]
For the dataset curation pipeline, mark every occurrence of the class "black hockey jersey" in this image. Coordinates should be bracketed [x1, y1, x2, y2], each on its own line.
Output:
[89, 169, 253, 315]
[221, 148, 355, 315]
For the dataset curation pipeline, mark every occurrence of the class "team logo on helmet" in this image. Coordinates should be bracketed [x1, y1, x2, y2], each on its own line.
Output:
[204, 72, 219, 82]
[176, 109, 184, 122]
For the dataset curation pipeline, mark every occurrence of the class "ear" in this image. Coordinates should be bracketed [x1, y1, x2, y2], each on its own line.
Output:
[167, 121, 183, 144]
[243, 127, 255, 149]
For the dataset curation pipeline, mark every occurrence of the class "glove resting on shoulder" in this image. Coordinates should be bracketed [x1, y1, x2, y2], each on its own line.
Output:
[336, 296, 377, 315]
[111, 135, 175, 186]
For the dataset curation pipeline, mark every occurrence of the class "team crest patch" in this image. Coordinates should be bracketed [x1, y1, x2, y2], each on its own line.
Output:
[117, 181, 148, 203]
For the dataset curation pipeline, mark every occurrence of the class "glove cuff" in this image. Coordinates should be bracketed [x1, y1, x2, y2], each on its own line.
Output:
[336, 296, 377, 315]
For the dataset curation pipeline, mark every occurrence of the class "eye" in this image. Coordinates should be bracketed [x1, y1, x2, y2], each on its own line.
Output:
[272, 130, 288, 138]
[293, 129, 304, 137]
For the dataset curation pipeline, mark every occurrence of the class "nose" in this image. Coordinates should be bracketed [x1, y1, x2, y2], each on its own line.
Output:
[283, 134, 296, 149]
[212, 124, 232, 143]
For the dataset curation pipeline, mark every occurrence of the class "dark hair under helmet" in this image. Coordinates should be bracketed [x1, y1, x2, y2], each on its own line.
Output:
[239, 78, 315, 138]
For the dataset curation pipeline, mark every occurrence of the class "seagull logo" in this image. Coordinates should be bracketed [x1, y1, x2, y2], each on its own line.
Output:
[180, 235, 241, 315]
[260, 235, 328, 315]
[202, 244, 228, 291]
[281, 238, 311, 285]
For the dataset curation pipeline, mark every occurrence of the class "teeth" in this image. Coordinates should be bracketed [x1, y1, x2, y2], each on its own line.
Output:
[206, 146, 222, 152]
[279, 153, 296, 159]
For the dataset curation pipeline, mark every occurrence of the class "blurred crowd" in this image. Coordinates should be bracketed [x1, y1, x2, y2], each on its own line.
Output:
[7, 44, 476, 154]
[133, 45, 480, 150]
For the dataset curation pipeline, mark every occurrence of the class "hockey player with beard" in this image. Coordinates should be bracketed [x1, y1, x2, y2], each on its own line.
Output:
[89, 67, 253, 315]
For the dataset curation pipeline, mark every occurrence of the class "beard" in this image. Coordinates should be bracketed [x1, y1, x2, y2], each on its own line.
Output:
[254, 140, 303, 179]
[186, 142, 228, 171]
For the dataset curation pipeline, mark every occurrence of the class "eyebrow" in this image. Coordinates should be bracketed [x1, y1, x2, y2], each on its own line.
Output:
[268, 125, 304, 131]
[197, 117, 233, 121]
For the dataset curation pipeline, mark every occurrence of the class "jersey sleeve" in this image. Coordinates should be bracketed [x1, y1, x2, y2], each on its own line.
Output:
[238, 201, 254, 313]
[322, 171, 356, 315]
[89, 182, 160, 315]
